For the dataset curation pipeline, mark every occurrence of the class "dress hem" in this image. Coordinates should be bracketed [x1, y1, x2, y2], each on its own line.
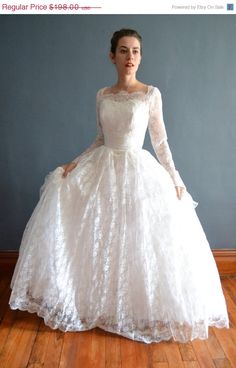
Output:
[9, 301, 230, 344]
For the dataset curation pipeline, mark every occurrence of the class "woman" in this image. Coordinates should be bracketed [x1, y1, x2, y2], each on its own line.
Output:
[9, 28, 229, 344]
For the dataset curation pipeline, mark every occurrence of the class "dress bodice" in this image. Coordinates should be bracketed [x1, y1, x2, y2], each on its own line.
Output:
[72, 85, 186, 188]
[99, 87, 152, 150]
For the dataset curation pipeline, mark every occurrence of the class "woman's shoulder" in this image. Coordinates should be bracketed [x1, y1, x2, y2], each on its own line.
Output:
[148, 86, 163, 103]
[149, 85, 161, 95]
[96, 87, 107, 97]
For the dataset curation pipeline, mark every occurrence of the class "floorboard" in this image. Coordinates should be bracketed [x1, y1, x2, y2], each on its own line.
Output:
[0, 273, 235, 368]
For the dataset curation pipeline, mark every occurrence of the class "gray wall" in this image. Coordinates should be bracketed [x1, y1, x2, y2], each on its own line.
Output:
[0, 15, 235, 250]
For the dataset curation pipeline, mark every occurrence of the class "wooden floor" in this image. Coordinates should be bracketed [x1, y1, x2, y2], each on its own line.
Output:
[1, 272, 236, 368]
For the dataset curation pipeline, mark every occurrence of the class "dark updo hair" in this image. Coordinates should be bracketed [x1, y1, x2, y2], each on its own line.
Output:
[110, 28, 142, 55]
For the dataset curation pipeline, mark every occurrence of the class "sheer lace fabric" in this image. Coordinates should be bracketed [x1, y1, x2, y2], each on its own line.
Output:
[9, 85, 229, 343]
[72, 86, 185, 188]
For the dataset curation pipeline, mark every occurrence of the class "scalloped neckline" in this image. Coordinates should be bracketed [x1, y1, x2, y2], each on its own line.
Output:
[101, 85, 153, 97]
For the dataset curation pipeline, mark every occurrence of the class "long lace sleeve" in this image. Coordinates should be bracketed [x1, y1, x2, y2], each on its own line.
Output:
[71, 89, 104, 164]
[148, 87, 186, 188]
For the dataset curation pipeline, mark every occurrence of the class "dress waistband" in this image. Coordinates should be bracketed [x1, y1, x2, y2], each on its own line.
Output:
[103, 144, 142, 152]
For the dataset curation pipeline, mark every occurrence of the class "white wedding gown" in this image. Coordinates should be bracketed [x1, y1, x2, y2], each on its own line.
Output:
[9, 85, 229, 343]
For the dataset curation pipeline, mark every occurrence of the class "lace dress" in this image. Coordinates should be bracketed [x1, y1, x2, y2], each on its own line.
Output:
[9, 85, 229, 344]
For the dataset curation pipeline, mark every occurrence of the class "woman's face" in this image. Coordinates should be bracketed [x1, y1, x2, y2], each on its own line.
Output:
[110, 36, 142, 76]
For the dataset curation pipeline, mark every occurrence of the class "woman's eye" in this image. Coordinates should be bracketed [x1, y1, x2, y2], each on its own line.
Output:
[119, 49, 139, 54]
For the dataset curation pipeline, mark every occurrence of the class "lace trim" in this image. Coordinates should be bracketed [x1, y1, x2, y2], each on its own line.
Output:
[10, 292, 229, 344]
[99, 85, 154, 103]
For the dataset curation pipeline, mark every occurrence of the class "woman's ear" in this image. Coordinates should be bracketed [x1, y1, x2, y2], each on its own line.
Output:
[109, 52, 116, 64]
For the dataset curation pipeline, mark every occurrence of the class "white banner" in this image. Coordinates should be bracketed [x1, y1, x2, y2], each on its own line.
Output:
[0, 0, 235, 14]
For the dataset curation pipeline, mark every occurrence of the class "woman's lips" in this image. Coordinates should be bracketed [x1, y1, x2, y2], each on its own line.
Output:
[125, 63, 134, 67]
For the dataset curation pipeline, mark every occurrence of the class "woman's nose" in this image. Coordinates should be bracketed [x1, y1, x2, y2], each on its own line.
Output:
[127, 51, 134, 59]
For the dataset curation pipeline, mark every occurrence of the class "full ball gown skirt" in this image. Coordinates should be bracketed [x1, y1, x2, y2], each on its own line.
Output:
[9, 86, 229, 344]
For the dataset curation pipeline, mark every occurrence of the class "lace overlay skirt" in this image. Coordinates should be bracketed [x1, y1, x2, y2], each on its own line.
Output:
[9, 146, 229, 343]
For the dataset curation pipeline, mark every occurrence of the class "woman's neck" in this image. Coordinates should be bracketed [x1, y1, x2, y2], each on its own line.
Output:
[113, 77, 141, 92]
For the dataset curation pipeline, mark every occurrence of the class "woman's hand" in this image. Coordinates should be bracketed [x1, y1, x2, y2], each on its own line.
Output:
[61, 162, 77, 178]
[175, 186, 186, 200]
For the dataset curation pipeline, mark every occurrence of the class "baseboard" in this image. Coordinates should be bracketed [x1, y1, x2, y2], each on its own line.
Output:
[0, 251, 19, 272]
[212, 249, 236, 277]
[0, 249, 236, 276]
